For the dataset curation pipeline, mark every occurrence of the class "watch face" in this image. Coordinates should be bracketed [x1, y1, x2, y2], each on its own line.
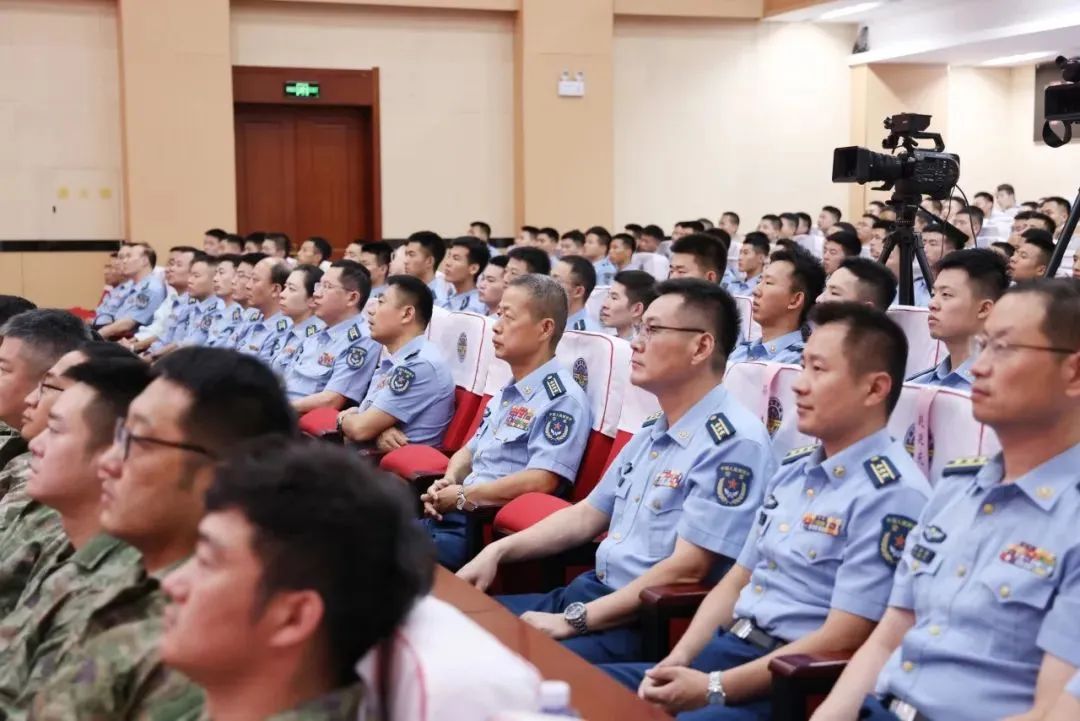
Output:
[455, 495, 465, 511]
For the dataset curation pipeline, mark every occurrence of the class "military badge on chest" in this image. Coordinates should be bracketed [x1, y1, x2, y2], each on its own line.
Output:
[505, 405, 535, 431]
[716, 463, 753, 506]
[653, 470, 683, 488]
[802, 513, 843, 536]
[1000, 542, 1057, 578]
[318, 352, 336, 368]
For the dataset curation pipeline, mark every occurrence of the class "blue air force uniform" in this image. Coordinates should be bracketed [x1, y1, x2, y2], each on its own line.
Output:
[111, 275, 167, 328]
[178, 296, 225, 346]
[594, 257, 617, 286]
[441, 287, 487, 315]
[567, 308, 603, 333]
[282, 315, 380, 403]
[425, 359, 591, 571]
[225, 308, 262, 350]
[724, 274, 761, 298]
[93, 280, 133, 326]
[148, 293, 196, 353]
[205, 302, 246, 348]
[235, 312, 292, 363]
[602, 430, 931, 711]
[729, 329, 806, 365]
[349, 335, 455, 448]
[270, 316, 325, 377]
[500, 384, 776, 665]
[860, 445, 1080, 721]
[905, 355, 974, 392]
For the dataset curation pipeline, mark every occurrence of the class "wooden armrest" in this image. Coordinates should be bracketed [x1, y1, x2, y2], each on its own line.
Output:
[769, 651, 852, 679]
[639, 583, 712, 609]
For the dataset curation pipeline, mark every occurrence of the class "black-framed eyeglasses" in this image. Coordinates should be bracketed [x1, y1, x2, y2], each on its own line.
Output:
[633, 324, 710, 343]
[970, 335, 1078, 360]
[113, 419, 216, 462]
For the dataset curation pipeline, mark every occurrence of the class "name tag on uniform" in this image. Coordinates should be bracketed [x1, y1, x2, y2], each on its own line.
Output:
[802, 513, 843, 536]
[505, 405, 534, 431]
[318, 352, 335, 368]
[1000, 541, 1057, 577]
[653, 470, 683, 488]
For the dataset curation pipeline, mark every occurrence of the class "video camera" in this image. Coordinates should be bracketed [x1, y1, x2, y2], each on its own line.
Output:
[1042, 55, 1080, 148]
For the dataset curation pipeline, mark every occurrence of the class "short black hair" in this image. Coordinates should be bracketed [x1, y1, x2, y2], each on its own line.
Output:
[1019, 228, 1056, 266]
[450, 236, 491, 282]
[205, 441, 433, 686]
[809, 301, 908, 414]
[360, 241, 393, 269]
[469, 221, 492, 238]
[990, 241, 1015, 259]
[216, 253, 241, 270]
[64, 358, 154, 449]
[268, 260, 292, 288]
[704, 227, 732, 256]
[677, 220, 706, 234]
[922, 224, 964, 253]
[0, 309, 92, 374]
[385, 274, 435, 328]
[152, 347, 297, 455]
[837, 257, 897, 311]
[936, 248, 1009, 301]
[743, 232, 771, 255]
[868, 200, 886, 210]
[624, 223, 643, 235]
[760, 214, 781, 231]
[974, 191, 994, 205]
[78, 340, 140, 363]
[1042, 196, 1072, 213]
[1003, 278, 1080, 350]
[240, 252, 268, 268]
[330, 259, 372, 309]
[959, 205, 984, 229]
[872, 219, 895, 232]
[613, 270, 658, 310]
[1027, 212, 1057, 235]
[779, 212, 799, 229]
[585, 226, 612, 250]
[611, 232, 637, 254]
[795, 212, 812, 230]
[0, 297, 37, 330]
[266, 233, 292, 256]
[131, 243, 157, 269]
[770, 248, 826, 324]
[204, 228, 227, 240]
[557, 255, 597, 298]
[488, 255, 509, 270]
[653, 278, 740, 368]
[537, 227, 560, 243]
[245, 231, 267, 246]
[507, 246, 551, 275]
[670, 233, 725, 276]
[721, 211, 741, 226]
[832, 221, 858, 236]
[222, 234, 245, 252]
[996, 183, 1015, 195]
[305, 237, 332, 263]
[825, 231, 862, 257]
[290, 264, 324, 298]
[521, 225, 540, 238]
[190, 251, 211, 268]
[169, 245, 199, 256]
[560, 230, 585, 247]
[641, 225, 665, 243]
[821, 206, 841, 221]
[406, 231, 446, 269]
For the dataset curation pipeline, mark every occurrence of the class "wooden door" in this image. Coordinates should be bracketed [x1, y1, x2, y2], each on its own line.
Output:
[234, 104, 374, 255]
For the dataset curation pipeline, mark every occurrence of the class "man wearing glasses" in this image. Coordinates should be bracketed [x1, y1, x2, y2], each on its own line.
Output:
[27, 347, 297, 720]
[284, 260, 381, 413]
[812, 279, 1080, 721]
[458, 279, 775, 665]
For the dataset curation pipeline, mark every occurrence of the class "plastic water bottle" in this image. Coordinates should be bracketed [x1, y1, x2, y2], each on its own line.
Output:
[537, 680, 580, 718]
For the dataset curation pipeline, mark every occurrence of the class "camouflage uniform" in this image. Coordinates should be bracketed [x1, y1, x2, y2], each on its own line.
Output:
[0, 424, 28, 479]
[0, 450, 31, 509]
[196, 684, 364, 721]
[0, 535, 141, 715]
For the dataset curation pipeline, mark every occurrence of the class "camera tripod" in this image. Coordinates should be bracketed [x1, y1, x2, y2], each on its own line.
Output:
[877, 192, 935, 306]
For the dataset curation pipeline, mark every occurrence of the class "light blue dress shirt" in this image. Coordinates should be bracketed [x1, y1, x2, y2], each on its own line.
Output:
[442, 287, 487, 315]
[93, 280, 133, 325]
[594, 258, 617, 286]
[566, 307, 603, 333]
[205, 302, 245, 348]
[906, 355, 975, 392]
[587, 384, 776, 590]
[111, 275, 167, 327]
[235, 311, 292, 363]
[729, 328, 806, 365]
[724, 273, 761, 297]
[875, 444, 1080, 721]
[178, 296, 225, 346]
[270, 315, 325, 377]
[283, 314, 381, 402]
[149, 292, 195, 352]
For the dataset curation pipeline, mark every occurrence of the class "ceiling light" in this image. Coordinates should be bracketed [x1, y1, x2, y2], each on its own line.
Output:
[981, 51, 1057, 67]
[819, 1, 885, 21]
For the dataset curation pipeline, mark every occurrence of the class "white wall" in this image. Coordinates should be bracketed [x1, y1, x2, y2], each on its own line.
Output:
[613, 18, 855, 231]
[230, 0, 515, 238]
[0, 0, 124, 240]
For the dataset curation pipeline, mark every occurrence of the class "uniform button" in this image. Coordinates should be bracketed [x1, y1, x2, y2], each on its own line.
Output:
[523, 386, 532, 395]
[806, 488, 815, 497]
[911, 561, 920, 571]
[834, 466, 846, 478]
[929, 625, 941, 636]
[982, 503, 994, 515]
[502, 400, 509, 407]
[597, 571, 605, 580]
[651, 499, 661, 510]
[1037, 486, 1053, 500]
[767, 560, 777, 570]
[999, 585, 1010, 599]
[956, 565, 967, 578]
[612, 532, 622, 540]
[650, 451, 659, 459]
[902, 661, 915, 673]
[778, 523, 790, 533]
[633, 496, 640, 503]
[678, 431, 689, 440]
[768, 344, 777, 353]
[808, 549, 817, 560]
[754, 585, 763, 594]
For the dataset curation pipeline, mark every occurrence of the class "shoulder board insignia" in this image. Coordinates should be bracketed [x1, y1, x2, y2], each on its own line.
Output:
[306, 324, 318, 337]
[543, 373, 566, 400]
[277, 319, 288, 332]
[641, 411, 663, 428]
[188, 297, 198, 305]
[864, 455, 901, 488]
[705, 413, 734, 446]
[232, 308, 242, 322]
[782, 445, 817, 465]
[404, 350, 420, 361]
[347, 325, 360, 342]
[942, 456, 988, 476]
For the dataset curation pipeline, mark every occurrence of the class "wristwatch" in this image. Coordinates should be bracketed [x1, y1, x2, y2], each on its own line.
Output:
[455, 486, 478, 512]
[563, 602, 588, 634]
[706, 671, 726, 706]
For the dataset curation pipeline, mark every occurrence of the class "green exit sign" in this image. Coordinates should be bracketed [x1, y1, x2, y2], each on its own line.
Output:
[284, 81, 320, 98]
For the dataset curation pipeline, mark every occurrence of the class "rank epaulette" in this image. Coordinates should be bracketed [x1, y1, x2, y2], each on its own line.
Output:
[864, 455, 901, 488]
[705, 413, 735, 445]
[641, 411, 663, 428]
[942, 456, 988, 476]
[782, 445, 817, 465]
[543, 373, 566, 400]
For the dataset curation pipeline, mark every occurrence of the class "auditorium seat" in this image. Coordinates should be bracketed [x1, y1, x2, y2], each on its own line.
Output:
[896, 383, 1000, 481]
[731, 294, 762, 344]
[585, 285, 609, 327]
[724, 361, 809, 459]
[632, 252, 670, 281]
[887, 305, 941, 378]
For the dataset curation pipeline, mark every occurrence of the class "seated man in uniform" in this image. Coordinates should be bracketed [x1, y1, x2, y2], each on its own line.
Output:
[505, 245, 551, 280]
[126, 246, 196, 354]
[221, 233, 244, 255]
[222, 252, 268, 350]
[270, 264, 324, 377]
[404, 230, 450, 303]
[28, 347, 298, 721]
[158, 442, 432, 721]
[582, 226, 616, 286]
[817, 257, 897, 311]
[669, 234, 726, 284]
[176, 254, 225, 348]
[91, 245, 133, 329]
[908, 249, 1008, 391]
[296, 235, 332, 271]
[0, 300, 42, 470]
[420, 275, 591, 571]
[339, 276, 455, 450]
[725, 232, 769, 297]
[96, 243, 167, 340]
[204, 254, 245, 348]
[730, 249, 824, 365]
[559, 230, 586, 258]
[458, 279, 776, 665]
[478, 256, 509, 317]
[603, 303, 931, 720]
[234, 257, 292, 361]
[537, 227, 561, 266]
[600, 270, 657, 341]
[609, 233, 636, 273]
[359, 240, 393, 300]
[0, 357, 151, 713]
[552, 255, 602, 332]
[1009, 228, 1055, 282]
[440, 237, 490, 314]
[285, 260, 381, 413]
[812, 279, 1080, 721]
[821, 232, 861, 277]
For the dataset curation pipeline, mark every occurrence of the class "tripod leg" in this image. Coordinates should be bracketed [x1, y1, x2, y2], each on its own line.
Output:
[1044, 186, 1080, 278]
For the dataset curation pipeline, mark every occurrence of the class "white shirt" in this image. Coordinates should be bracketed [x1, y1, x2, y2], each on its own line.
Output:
[356, 596, 542, 721]
[133, 284, 178, 341]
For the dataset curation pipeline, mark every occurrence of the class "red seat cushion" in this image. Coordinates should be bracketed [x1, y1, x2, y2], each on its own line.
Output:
[494, 493, 573, 535]
[441, 389, 482, 453]
[569, 431, 614, 502]
[299, 407, 339, 437]
[381, 444, 451, 478]
[69, 307, 96, 322]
